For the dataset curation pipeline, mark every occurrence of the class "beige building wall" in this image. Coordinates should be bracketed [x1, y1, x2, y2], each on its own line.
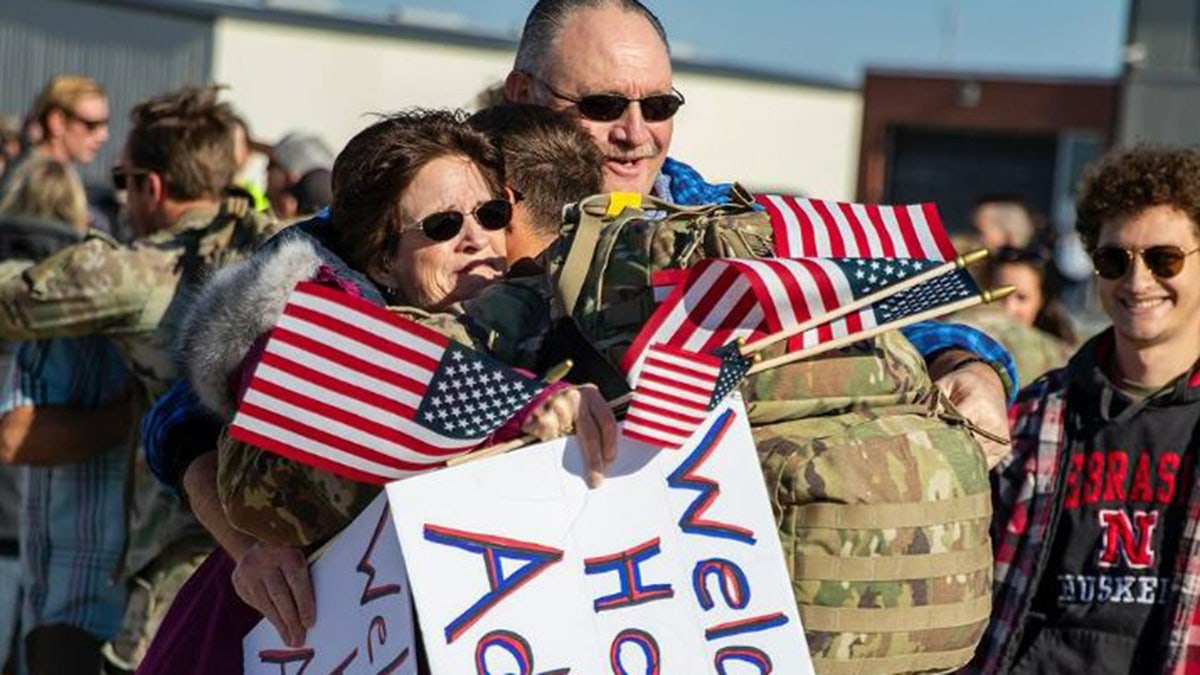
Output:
[213, 14, 860, 199]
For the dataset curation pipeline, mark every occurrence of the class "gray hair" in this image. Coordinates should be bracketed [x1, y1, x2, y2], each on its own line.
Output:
[513, 0, 670, 78]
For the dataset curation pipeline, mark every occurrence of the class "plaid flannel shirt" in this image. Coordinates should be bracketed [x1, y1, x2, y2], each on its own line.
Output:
[661, 157, 1018, 400]
[970, 350, 1200, 674]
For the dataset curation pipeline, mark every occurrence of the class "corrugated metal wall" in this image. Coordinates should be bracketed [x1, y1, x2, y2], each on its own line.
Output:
[1119, 0, 1200, 147]
[0, 0, 214, 186]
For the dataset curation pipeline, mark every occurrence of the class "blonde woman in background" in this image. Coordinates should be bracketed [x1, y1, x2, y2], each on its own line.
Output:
[0, 155, 89, 231]
[0, 153, 132, 675]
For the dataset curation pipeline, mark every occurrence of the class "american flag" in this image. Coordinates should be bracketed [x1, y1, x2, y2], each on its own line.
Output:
[622, 257, 979, 386]
[623, 342, 752, 449]
[229, 282, 546, 484]
[755, 195, 956, 261]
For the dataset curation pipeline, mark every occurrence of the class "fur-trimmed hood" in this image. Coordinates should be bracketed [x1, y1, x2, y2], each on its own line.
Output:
[177, 221, 382, 419]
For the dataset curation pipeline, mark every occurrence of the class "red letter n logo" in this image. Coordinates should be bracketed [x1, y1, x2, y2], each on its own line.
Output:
[1097, 509, 1158, 569]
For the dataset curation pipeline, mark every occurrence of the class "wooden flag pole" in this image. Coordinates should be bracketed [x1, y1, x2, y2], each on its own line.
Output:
[738, 248, 990, 356]
[746, 285, 1015, 376]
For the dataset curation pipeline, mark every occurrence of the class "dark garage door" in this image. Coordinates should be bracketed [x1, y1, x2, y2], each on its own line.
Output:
[885, 126, 1058, 235]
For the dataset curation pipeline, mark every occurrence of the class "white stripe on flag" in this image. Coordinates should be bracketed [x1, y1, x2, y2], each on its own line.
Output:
[906, 204, 945, 261]
[799, 199, 829, 256]
[622, 419, 690, 447]
[850, 202, 886, 257]
[877, 206, 912, 258]
[645, 347, 721, 375]
[232, 414, 429, 481]
[273, 314, 437, 387]
[823, 200, 860, 257]
[289, 289, 446, 361]
[739, 259, 800, 330]
[265, 340, 424, 409]
[241, 386, 477, 461]
[771, 195, 803, 256]
[629, 387, 709, 419]
[680, 275, 753, 353]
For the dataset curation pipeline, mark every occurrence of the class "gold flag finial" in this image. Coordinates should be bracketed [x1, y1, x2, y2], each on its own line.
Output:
[983, 285, 1016, 304]
[957, 248, 990, 268]
[543, 359, 574, 383]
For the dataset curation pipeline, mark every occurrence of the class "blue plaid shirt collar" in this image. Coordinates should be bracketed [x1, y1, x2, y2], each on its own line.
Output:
[655, 157, 733, 206]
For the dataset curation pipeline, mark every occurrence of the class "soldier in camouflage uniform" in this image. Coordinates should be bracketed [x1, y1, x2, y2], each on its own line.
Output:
[0, 86, 279, 669]
[954, 304, 1073, 389]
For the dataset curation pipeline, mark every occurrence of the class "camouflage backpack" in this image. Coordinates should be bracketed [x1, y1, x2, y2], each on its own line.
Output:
[551, 191, 992, 674]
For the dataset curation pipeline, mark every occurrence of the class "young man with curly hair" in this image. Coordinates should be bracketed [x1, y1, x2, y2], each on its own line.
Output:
[970, 147, 1200, 674]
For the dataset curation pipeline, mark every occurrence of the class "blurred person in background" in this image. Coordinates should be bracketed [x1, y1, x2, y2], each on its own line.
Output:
[0, 85, 278, 672]
[989, 246, 1077, 345]
[0, 116, 21, 180]
[954, 245, 1076, 388]
[972, 194, 1040, 252]
[283, 167, 331, 217]
[266, 131, 333, 220]
[229, 113, 269, 213]
[4, 75, 112, 235]
[0, 156, 132, 675]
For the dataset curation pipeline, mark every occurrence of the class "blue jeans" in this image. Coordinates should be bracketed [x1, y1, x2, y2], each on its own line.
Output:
[0, 552, 21, 670]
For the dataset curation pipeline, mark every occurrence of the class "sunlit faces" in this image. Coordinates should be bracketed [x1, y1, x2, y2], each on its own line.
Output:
[1095, 204, 1200, 352]
[540, 6, 674, 195]
[62, 94, 109, 165]
[993, 262, 1044, 328]
[377, 155, 507, 311]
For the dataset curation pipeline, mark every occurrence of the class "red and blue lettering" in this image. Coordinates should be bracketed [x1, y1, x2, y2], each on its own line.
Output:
[423, 525, 564, 644]
[584, 538, 674, 612]
[666, 409, 756, 545]
[475, 630, 535, 675]
[714, 646, 773, 674]
[692, 558, 750, 611]
[609, 629, 661, 675]
[704, 612, 790, 641]
[357, 506, 402, 605]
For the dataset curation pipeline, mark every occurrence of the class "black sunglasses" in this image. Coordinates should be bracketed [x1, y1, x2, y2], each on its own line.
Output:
[110, 166, 151, 191]
[532, 75, 685, 123]
[411, 199, 513, 242]
[67, 111, 109, 132]
[1091, 245, 1200, 280]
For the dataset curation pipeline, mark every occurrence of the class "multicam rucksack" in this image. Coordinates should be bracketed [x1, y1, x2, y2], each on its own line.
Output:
[552, 191, 993, 674]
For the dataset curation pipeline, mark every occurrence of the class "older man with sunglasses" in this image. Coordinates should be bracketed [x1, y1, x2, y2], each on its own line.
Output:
[971, 147, 1200, 674]
[504, 0, 1018, 467]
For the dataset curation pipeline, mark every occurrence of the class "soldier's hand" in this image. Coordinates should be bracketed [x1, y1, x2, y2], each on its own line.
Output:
[231, 542, 315, 648]
[521, 384, 618, 488]
[934, 360, 1011, 469]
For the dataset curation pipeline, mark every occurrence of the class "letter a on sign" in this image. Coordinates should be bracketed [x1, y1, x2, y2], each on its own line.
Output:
[423, 525, 564, 644]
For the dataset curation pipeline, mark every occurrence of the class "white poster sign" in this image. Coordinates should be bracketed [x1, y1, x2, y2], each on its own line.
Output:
[387, 396, 811, 674]
[243, 493, 417, 674]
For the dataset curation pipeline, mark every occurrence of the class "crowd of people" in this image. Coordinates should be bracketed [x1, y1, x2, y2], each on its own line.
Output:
[0, 0, 1198, 673]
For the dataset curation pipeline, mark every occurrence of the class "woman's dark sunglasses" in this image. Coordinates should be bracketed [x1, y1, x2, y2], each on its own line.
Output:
[413, 199, 513, 242]
[1091, 245, 1200, 280]
[533, 75, 685, 123]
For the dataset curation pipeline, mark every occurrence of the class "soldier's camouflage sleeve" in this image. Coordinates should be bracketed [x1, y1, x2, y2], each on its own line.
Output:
[0, 233, 151, 340]
[216, 427, 380, 548]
